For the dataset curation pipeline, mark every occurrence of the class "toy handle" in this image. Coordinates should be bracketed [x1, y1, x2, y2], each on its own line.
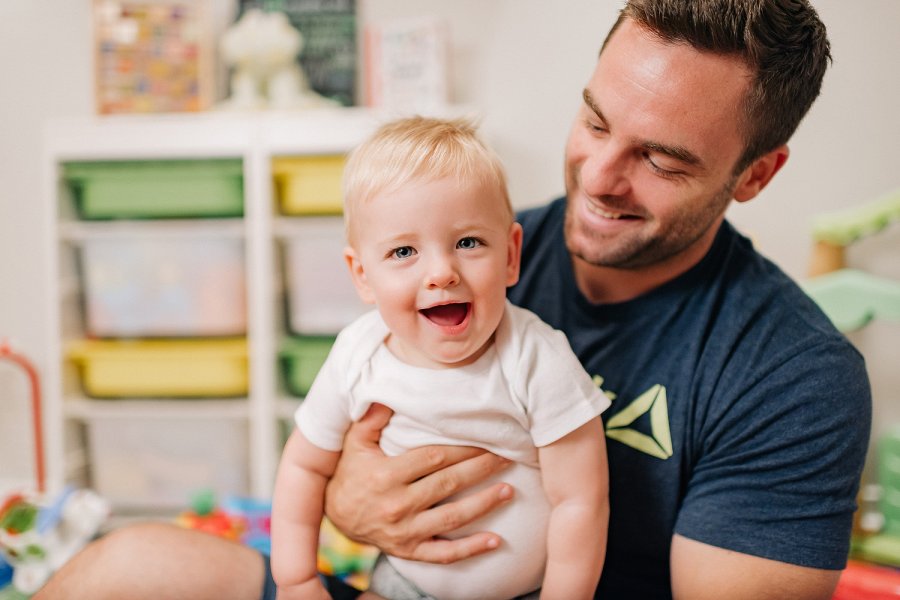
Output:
[0, 339, 45, 493]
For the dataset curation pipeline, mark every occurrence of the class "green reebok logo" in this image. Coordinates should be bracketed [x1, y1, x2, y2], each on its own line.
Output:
[604, 384, 673, 460]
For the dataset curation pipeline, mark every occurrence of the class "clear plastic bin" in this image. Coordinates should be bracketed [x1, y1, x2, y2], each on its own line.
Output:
[86, 415, 249, 508]
[283, 220, 371, 334]
[81, 238, 246, 338]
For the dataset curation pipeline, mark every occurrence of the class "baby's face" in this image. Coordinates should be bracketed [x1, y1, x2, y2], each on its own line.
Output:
[345, 176, 521, 369]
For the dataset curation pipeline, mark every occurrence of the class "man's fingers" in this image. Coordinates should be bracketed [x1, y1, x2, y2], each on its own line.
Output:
[345, 403, 394, 449]
[395, 444, 508, 486]
[409, 531, 504, 564]
[406, 451, 510, 509]
[409, 481, 513, 541]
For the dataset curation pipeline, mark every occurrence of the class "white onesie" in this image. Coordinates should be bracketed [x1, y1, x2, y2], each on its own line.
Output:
[296, 301, 609, 600]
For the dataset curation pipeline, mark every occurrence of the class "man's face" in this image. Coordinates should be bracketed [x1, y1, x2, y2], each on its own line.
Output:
[564, 19, 752, 270]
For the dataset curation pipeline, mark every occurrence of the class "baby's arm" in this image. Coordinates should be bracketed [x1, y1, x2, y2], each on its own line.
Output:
[272, 428, 341, 600]
[538, 416, 609, 600]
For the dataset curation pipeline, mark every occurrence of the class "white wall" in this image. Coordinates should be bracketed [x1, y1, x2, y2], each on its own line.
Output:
[1, 1, 897, 479]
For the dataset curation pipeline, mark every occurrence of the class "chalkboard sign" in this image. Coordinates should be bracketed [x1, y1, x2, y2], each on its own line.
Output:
[239, 0, 356, 106]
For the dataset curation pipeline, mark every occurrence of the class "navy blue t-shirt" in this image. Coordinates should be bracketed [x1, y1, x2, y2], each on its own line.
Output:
[508, 198, 871, 599]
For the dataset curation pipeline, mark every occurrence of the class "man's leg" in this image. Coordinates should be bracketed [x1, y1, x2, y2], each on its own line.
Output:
[33, 522, 266, 600]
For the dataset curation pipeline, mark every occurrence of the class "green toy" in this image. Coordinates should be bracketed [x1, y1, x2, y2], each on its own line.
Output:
[803, 187, 900, 330]
[802, 269, 900, 332]
[812, 188, 900, 246]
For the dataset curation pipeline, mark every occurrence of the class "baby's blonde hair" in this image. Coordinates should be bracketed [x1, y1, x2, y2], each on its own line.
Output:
[343, 116, 512, 243]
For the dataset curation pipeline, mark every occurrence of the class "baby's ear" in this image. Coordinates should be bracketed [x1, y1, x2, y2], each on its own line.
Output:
[344, 247, 376, 304]
[506, 222, 523, 286]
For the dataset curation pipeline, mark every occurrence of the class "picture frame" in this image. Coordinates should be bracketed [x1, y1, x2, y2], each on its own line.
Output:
[92, 0, 215, 114]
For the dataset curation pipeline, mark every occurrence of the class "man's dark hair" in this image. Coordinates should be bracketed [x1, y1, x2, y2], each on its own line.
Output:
[602, 0, 831, 172]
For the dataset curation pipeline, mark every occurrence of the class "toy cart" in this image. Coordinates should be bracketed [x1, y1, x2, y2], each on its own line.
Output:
[0, 340, 45, 495]
[0, 340, 109, 595]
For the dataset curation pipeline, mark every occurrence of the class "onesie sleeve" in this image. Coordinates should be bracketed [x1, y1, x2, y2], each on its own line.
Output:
[294, 328, 356, 452]
[674, 339, 871, 568]
[503, 305, 611, 447]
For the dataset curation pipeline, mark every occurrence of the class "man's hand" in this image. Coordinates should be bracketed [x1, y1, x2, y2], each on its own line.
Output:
[324, 404, 514, 563]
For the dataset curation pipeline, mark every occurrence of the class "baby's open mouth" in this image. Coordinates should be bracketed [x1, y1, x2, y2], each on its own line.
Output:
[419, 302, 470, 326]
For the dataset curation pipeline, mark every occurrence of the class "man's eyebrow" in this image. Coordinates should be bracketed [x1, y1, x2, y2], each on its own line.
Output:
[581, 89, 705, 170]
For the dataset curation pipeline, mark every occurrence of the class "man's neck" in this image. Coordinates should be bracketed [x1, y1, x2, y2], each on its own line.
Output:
[572, 223, 722, 304]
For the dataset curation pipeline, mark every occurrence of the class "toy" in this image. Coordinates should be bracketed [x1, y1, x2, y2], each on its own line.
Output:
[802, 188, 900, 332]
[176, 492, 375, 587]
[0, 488, 109, 594]
[808, 187, 900, 277]
[0, 340, 44, 495]
[317, 518, 378, 591]
[833, 560, 900, 600]
[219, 9, 339, 111]
[175, 490, 244, 542]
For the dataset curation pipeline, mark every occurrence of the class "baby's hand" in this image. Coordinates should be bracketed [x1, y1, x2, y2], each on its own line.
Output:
[276, 577, 331, 600]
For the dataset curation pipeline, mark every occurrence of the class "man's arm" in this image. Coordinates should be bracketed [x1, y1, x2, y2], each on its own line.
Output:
[324, 403, 515, 563]
[670, 535, 841, 600]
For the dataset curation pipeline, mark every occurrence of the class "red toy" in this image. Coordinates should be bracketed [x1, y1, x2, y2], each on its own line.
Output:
[833, 560, 900, 600]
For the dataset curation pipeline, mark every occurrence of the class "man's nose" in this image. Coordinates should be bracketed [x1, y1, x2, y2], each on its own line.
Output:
[580, 142, 632, 198]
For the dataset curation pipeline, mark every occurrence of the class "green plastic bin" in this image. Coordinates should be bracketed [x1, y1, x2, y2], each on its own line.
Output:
[63, 159, 244, 219]
[881, 429, 900, 527]
[279, 336, 335, 397]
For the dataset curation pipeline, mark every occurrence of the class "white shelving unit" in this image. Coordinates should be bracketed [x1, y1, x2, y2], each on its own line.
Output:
[41, 109, 390, 512]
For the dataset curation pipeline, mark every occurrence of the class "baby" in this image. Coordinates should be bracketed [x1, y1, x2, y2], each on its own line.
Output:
[272, 116, 610, 600]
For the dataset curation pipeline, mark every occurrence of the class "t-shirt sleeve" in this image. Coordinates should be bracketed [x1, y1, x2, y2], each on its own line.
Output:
[294, 331, 355, 452]
[510, 311, 611, 447]
[674, 339, 871, 569]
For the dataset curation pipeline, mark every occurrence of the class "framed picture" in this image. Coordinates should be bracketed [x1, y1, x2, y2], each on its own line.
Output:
[364, 17, 449, 114]
[92, 0, 215, 114]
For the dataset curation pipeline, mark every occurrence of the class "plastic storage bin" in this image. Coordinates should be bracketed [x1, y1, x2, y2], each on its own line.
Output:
[80, 237, 247, 338]
[280, 336, 335, 396]
[86, 414, 249, 508]
[272, 156, 345, 215]
[67, 338, 249, 398]
[63, 159, 244, 220]
[881, 429, 900, 522]
[284, 219, 371, 334]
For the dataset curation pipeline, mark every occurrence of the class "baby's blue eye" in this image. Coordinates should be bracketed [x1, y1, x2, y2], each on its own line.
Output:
[392, 246, 416, 259]
[457, 237, 481, 250]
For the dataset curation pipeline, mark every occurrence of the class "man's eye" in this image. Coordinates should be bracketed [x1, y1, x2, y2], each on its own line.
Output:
[391, 246, 416, 259]
[645, 154, 682, 179]
[585, 119, 607, 134]
[457, 237, 482, 250]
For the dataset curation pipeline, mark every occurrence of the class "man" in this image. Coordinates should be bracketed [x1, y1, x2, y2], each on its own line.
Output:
[36, 1, 869, 598]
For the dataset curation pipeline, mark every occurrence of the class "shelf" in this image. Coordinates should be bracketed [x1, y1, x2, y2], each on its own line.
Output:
[43, 110, 400, 511]
[63, 397, 251, 420]
[58, 218, 246, 241]
[272, 215, 345, 238]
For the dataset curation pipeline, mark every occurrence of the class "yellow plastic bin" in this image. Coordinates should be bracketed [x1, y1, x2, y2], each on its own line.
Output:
[68, 338, 248, 398]
[272, 156, 345, 215]
[63, 159, 244, 220]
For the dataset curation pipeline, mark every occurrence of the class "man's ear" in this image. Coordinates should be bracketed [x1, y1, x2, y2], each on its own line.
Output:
[344, 246, 376, 304]
[733, 145, 789, 202]
[506, 222, 523, 286]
